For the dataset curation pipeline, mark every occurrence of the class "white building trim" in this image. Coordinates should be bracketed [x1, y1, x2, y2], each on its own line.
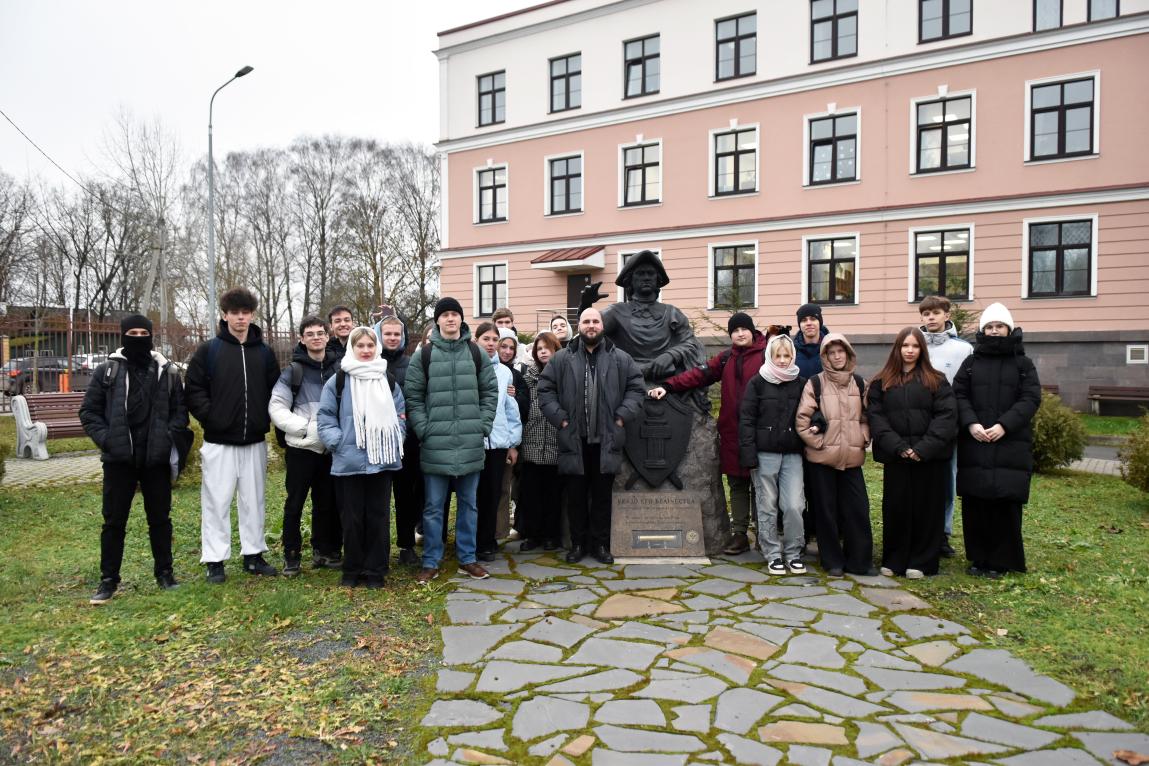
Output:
[473, 161, 510, 225]
[1022, 69, 1102, 163]
[707, 120, 761, 198]
[906, 223, 977, 304]
[473, 259, 510, 318]
[801, 232, 861, 307]
[908, 86, 977, 176]
[802, 104, 862, 187]
[706, 240, 759, 310]
[1019, 213, 1100, 300]
[542, 150, 586, 216]
[617, 135, 664, 208]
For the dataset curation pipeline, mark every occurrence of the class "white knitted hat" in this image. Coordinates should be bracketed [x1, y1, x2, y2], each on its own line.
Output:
[979, 302, 1015, 331]
[497, 327, 518, 343]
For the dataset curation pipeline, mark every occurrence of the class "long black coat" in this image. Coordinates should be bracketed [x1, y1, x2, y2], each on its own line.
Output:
[184, 322, 280, 446]
[867, 374, 957, 464]
[738, 375, 806, 467]
[953, 329, 1042, 502]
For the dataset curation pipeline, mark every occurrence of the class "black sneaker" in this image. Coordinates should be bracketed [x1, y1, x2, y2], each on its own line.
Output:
[243, 554, 279, 576]
[89, 579, 117, 605]
[940, 535, 956, 558]
[398, 548, 418, 566]
[340, 573, 360, 588]
[313, 551, 343, 570]
[156, 571, 179, 590]
[283, 551, 302, 577]
[364, 576, 386, 589]
[205, 562, 226, 584]
[476, 547, 497, 563]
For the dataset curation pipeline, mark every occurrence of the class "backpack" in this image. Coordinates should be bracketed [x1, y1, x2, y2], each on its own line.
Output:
[809, 372, 866, 432]
[420, 341, 485, 382]
[104, 358, 192, 475]
[330, 367, 395, 418]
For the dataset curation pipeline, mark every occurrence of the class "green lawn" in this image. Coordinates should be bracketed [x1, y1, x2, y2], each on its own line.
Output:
[1079, 413, 1142, 437]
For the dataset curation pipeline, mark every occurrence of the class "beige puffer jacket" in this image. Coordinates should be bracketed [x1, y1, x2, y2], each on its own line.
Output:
[796, 333, 870, 470]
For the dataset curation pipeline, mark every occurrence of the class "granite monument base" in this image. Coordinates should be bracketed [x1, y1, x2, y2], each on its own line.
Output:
[610, 491, 705, 558]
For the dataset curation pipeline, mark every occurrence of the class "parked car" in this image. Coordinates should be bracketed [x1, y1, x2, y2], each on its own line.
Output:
[1, 356, 69, 396]
[71, 353, 109, 372]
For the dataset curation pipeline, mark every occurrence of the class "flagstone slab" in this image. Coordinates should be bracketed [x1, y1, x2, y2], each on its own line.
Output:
[750, 603, 819, 623]
[859, 587, 931, 612]
[448, 729, 507, 751]
[671, 704, 711, 733]
[989, 694, 1047, 718]
[1074, 731, 1149, 765]
[811, 613, 893, 649]
[886, 690, 994, 712]
[700, 564, 771, 583]
[763, 680, 888, 718]
[855, 649, 922, 671]
[732, 621, 794, 647]
[427, 737, 449, 756]
[716, 733, 783, 765]
[847, 572, 900, 587]
[654, 668, 707, 680]
[903, 640, 959, 667]
[667, 646, 757, 684]
[785, 594, 876, 616]
[537, 669, 643, 693]
[944, 649, 1076, 706]
[994, 749, 1109, 766]
[891, 614, 971, 640]
[422, 700, 504, 727]
[442, 624, 523, 665]
[854, 722, 903, 758]
[787, 745, 832, 766]
[777, 633, 845, 668]
[704, 625, 781, 661]
[445, 598, 510, 624]
[1034, 711, 1134, 730]
[529, 587, 602, 608]
[960, 712, 1061, 749]
[855, 666, 966, 691]
[512, 696, 589, 741]
[594, 724, 706, 753]
[602, 578, 688, 592]
[773, 703, 823, 719]
[522, 616, 596, 648]
[477, 661, 594, 692]
[768, 663, 868, 696]
[594, 699, 667, 726]
[875, 749, 915, 766]
[528, 733, 568, 757]
[714, 688, 785, 734]
[749, 584, 829, 600]
[487, 640, 566, 663]
[682, 594, 732, 611]
[688, 578, 749, 596]
[437, 669, 476, 692]
[595, 594, 686, 620]
[625, 564, 703, 578]
[590, 750, 688, 766]
[636, 675, 730, 703]
[567, 638, 665, 670]
[759, 721, 848, 746]
[658, 610, 717, 625]
[893, 723, 1008, 759]
[516, 562, 578, 580]
[599, 621, 692, 645]
[458, 578, 525, 595]
[562, 735, 596, 756]
[498, 606, 553, 622]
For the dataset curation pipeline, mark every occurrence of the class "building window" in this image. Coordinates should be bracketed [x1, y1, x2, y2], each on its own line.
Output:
[1089, 0, 1119, 20]
[624, 35, 660, 98]
[807, 237, 857, 304]
[622, 142, 661, 206]
[714, 127, 757, 196]
[550, 53, 581, 113]
[712, 244, 756, 310]
[1030, 77, 1095, 160]
[477, 167, 507, 223]
[549, 155, 583, 215]
[811, 0, 858, 63]
[476, 264, 508, 316]
[1033, 0, 1062, 30]
[1028, 220, 1092, 297]
[915, 230, 970, 301]
[716, 12, 756, 81]
[477, 71, 505, 127]
[920, 0, 972, 42]
[809, 113, 857, 185]
[916, 95, 972, 173]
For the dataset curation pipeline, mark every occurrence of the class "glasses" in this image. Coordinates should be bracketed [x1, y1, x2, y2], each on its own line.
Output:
[302, 331, 328, 339]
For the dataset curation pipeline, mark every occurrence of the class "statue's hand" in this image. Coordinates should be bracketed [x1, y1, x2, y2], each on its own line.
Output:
[577, 282, 605, 314]
[643, 355, 674, 380]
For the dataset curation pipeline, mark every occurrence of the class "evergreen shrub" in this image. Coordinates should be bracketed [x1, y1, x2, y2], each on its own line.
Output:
[1119, 412, 1149, 493]
[1032, 392, 1086, 473]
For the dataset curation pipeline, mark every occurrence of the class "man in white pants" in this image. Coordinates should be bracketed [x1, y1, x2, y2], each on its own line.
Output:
[185, 287, 282, 582]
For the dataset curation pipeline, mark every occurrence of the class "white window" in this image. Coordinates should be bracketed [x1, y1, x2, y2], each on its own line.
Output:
[474, 262, 509, 317]
[710, 123, 759, 197]
[618, 138, 663, 207]
[1127, 345, 1148, 364]
[801, 233, 860, 305]
[708, 242, 758, 310]
[1024, 71, 1100, 163]
[473, 164, 509, 224]
[910, 89, 975, 175]
[1020, 214, 1099, 299]
[907, 225, 975, 302]
[543, 152, 584, 216]
[803, 106, 861, 186]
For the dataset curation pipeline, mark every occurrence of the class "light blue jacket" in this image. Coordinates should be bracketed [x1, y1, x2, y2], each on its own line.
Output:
[485, 352, 523, 450]
[317, 374, 406, 476]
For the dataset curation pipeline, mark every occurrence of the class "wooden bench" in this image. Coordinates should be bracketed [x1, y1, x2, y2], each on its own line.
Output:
[1088, 385, 1149, 416]
[12, 392, 87, 460]
[1041, 384, 1060, 397]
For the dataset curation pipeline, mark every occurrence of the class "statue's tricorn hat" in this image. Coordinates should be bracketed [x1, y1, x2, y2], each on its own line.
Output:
[615, 249, 670, 288]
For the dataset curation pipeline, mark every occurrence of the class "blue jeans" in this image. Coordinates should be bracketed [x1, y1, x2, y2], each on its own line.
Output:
[751, 452, 806, 562]
[943, 451, 957, 536]
[421, 472, 480, 568]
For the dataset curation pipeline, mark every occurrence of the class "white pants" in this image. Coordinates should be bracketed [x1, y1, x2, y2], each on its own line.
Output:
[200, 441, 269, 562]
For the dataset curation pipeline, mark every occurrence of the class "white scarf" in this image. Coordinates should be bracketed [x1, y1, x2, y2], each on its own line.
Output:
[340, 352, 404, 466]
[759, 335, 800, 384]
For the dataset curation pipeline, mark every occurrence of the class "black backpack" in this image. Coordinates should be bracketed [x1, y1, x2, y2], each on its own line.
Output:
[808, 372, 866, 431]
[420, 341, 485, 381]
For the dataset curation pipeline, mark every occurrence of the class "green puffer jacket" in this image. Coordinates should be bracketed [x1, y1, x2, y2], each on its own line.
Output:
[404, 325, 499, 476]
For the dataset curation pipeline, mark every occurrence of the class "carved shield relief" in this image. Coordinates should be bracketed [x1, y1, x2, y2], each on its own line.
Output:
[623, 394, 693, 489]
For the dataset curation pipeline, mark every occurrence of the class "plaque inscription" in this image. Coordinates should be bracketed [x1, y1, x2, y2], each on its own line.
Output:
[611, 491, 706, 558]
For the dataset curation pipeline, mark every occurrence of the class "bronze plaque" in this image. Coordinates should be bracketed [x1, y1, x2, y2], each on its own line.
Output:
[611, 491, 706, 558]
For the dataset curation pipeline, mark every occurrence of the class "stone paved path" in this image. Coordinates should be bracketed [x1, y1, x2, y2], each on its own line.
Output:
[418, 551, 1147, 765]
[2, 451, 101, 487]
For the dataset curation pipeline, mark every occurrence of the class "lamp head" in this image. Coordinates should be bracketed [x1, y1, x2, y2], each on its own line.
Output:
[235, 66, 254, 77]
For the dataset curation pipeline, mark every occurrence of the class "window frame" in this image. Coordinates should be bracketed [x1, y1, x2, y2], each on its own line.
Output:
[1021, 215, 1098, 300]
[476, 70, 506, 128]
[801, 233, 860, 306]
[708, 241, 759, 310]
[473, 261, 509, 318]
[715, 12, 757, 82]
[1033, 0, 1063, 31]
[911, 91, 975, 175]
[810, 0, 859, 64]
[710, 124, 759, 197]
[623, 34, 660, 99]
[804, 109, 861, 186]
[907, 225, 975, 303]
[544, 152, 585, 216]
[1023, 71, 1100, 163]
[473, 164, 509, 225]
[618, 138, 663, 208]
[918, 0, 973, 43]
[549, 52, 582, 114]
[1088, 0, 1120, 21]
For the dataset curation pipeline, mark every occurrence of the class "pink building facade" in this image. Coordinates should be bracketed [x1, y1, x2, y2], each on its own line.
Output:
[435, 1, 1149, 408]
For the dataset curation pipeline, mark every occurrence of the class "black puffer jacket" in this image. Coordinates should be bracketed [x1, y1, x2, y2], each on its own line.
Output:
[953, 329, 1042, 502]
[80, 350, 189, 466]
[185, 321, 280, 445]
[867, 374, 957, 464]
[738, 375, 807, 466]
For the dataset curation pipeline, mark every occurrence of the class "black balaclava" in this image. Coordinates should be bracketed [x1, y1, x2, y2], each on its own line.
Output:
[121, 314, 154, 368]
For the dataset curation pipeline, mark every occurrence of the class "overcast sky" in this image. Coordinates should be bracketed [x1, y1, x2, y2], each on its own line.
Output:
[0, 0, 527, 183]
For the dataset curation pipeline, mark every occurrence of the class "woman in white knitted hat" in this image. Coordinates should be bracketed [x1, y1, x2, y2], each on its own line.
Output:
[952, 303, 1042, 578]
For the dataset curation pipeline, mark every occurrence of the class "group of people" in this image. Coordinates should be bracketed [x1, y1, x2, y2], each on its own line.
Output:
[79, 283, 1040, 605]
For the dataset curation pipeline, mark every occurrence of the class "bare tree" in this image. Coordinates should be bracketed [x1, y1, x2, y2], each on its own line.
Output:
[386, 143, 441, 326]
[333, 139, 393, 320]
[0, 170, 32, 302]
[290, 135, 354, 316]
[234, 148, 293, 334]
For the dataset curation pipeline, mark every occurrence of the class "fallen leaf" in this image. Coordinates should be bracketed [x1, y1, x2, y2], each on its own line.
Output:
[995, 628, 1008, 636]
[1115, 750, 1149, 766]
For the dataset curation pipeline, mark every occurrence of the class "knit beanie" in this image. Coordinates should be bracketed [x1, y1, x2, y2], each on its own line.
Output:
[726, 312, 756, 336]
[796, 303, 823, 326]
[434, 297, 464, 321]
[121, 314, 153, 336]
[979, 302, 1015, 331]
[497, 327, 518, 344]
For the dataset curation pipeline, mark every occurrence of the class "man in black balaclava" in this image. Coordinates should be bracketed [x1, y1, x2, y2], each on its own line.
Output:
[80, 314, 189, 604]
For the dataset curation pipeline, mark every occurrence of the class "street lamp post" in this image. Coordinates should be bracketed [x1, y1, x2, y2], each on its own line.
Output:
[207, 65, 254, 330]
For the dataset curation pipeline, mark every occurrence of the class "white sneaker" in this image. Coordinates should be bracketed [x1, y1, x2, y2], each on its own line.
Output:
[906, 568, 925, 580]
[879, 567, 895, 577]
[767, 559, 787, 576]
[787, 560, 807, 575]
